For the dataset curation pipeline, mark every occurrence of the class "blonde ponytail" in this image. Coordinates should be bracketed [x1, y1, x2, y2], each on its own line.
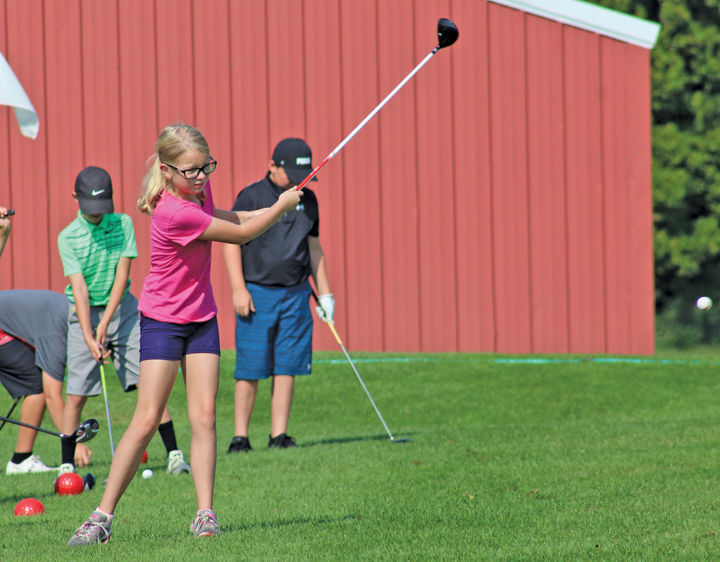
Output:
[137, 155, 168, 215]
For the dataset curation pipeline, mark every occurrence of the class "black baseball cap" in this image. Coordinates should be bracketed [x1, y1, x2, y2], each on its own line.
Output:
[75, 166, 114, 215]
[271, 138, 318, 185]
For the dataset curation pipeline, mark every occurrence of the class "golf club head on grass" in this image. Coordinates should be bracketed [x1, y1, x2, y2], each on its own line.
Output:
[391, 437, 412, 444]
[437, 18, 459, 50]
[74, 418, 99, 443]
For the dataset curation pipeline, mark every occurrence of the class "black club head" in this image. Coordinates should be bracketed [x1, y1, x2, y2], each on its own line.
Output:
[75, 418, 99, 443]
[437, 18, 459, 49]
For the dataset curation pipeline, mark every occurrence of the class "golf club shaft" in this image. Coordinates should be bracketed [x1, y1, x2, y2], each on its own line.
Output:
[99, 363, 115, 455]
[0, 396, 21, 432]
[312, 291, 396, 440]
[294, 49, 439, 192]
[0, 414, 68, 438]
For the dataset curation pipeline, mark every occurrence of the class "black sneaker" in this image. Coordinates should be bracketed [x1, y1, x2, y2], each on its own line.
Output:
[268, 433, 297, 448]
[227, 436, 252, 453]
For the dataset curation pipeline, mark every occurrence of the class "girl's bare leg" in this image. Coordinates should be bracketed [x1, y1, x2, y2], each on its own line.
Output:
[98, 359, 179, 515]
[183, 353, 219, 511]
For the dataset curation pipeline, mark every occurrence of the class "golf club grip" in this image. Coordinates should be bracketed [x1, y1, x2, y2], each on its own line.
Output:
[311, 289, 344, 346]
[295, 155, 330, 191]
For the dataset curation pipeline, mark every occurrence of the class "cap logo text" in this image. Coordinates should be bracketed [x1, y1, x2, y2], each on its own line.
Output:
[295, 157, 310, 165]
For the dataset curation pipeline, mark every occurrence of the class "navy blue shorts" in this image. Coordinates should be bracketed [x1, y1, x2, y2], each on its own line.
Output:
[0, 339, 42, 399]
[140, 315, 220, 362]
[234, 282, 313, 380]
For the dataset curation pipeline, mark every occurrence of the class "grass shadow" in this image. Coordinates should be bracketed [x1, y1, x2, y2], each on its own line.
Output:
[224, 513, 359, 533]
[300, 432, 416, 447]
[0, 490, 56, 506]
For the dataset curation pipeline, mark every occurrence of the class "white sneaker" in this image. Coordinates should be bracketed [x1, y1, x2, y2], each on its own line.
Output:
[6, 454, 56, 475]
[167, 450, 191, 474]
[57, 462, 75, 475]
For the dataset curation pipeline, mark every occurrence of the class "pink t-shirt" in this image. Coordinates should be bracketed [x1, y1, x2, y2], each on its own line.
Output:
[138, 183, 216, 323]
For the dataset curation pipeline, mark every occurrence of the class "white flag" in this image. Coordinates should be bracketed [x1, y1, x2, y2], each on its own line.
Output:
[0, 51, 38, 139]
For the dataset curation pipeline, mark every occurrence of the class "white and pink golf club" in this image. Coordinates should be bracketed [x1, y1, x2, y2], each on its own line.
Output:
[294, 17, 459, 191]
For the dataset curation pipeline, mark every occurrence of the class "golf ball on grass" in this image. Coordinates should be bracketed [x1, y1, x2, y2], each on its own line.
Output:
[14, 498, 45, 516]
[142, 469, 153, 479]
[697, 296, 713, 310]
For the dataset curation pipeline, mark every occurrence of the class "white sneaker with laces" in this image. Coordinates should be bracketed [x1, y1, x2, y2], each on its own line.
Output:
[6, 454, 56, 475]
[167, 450, 191, 474]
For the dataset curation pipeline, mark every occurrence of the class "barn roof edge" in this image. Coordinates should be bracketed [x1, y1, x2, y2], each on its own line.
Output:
[489, 0, 661, 49]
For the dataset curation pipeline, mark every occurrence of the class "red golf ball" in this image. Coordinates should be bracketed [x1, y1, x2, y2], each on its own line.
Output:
[14, 498, 45, 516]
[54, 472, 84, 496]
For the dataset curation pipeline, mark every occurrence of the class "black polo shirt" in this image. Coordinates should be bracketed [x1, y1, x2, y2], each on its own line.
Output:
[231, 173, 319, 287]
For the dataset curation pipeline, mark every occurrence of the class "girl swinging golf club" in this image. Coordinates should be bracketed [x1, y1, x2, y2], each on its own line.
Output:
[68, 123, 302, 545]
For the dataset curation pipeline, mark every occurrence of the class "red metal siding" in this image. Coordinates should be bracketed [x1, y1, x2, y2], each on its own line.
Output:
[452, 0, 495, 352]
[526, 15, 570, 353]
[0, 0, 655, 354]
[563, 26, 608, 353]
[489, 4, 533, 353]
[337, 0, 381, 350]
[600, 39, 654, 354]
[626, 48, 655, 355]
[44, 0, 84, 289]
[378, 0, 422, 351]
[5, 0, 50, 290]
[117, 0, 157, 292]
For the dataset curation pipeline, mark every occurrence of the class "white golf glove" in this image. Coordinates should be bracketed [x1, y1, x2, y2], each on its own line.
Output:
[315, 293, 335, 324]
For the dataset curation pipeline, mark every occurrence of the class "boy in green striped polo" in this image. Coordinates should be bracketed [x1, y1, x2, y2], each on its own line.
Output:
[57, 166, 189, 475]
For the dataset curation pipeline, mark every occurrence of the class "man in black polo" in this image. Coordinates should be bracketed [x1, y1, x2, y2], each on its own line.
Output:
[223, 138, 334, 451]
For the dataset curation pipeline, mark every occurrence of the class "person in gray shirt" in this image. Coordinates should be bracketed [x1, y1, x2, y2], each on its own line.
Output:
[0, 289, 85, 473]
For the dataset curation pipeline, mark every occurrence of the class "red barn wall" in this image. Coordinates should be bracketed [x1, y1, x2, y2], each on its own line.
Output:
[0, 0, 654, 354]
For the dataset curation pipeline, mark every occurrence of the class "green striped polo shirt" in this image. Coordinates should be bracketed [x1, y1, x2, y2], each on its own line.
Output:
[58, 211, 138, 306]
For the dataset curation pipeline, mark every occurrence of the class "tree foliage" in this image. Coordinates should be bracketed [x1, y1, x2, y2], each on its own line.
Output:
[588, 1, 720, 343]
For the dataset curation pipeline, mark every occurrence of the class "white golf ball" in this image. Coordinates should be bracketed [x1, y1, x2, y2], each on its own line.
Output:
[142, 469, 153, 480]
[697, 296, 713, 311]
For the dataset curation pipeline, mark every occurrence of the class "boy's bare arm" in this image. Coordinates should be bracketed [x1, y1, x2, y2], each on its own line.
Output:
[68, 273, 104, 363]
[96, 257, 132, 350]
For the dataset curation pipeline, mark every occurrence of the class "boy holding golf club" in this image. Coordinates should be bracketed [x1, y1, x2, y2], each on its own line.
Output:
[223, 138, 334, 453]
[57, 166, 189, 475]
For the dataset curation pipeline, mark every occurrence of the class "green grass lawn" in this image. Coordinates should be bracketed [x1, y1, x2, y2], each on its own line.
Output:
[2, 349, 720, 560]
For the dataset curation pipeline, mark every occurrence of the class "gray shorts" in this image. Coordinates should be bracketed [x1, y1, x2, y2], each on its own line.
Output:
[66, 293, 140, 396]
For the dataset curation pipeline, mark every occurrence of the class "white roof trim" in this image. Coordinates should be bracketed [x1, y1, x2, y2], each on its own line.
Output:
[489, 0, 661, 49]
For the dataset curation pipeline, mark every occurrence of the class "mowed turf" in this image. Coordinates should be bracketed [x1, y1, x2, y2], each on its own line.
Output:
[2, 350, 720, 560]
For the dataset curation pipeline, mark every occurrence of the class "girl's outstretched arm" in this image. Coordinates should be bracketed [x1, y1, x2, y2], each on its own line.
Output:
[201, 189, 302, 245]
[213, 208, 267, 224]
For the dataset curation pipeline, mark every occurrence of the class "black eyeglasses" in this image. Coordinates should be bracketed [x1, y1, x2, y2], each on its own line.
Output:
[162, 159, 217, 179]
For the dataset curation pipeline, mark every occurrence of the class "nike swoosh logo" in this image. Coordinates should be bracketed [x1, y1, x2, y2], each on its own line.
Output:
[91, 189, 105, 196]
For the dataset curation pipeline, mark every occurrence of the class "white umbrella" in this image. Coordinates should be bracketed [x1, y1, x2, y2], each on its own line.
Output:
[0, 51, 38, 139]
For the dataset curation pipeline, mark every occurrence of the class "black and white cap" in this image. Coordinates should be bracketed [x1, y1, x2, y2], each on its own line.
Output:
[271, 138, 318, 185]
